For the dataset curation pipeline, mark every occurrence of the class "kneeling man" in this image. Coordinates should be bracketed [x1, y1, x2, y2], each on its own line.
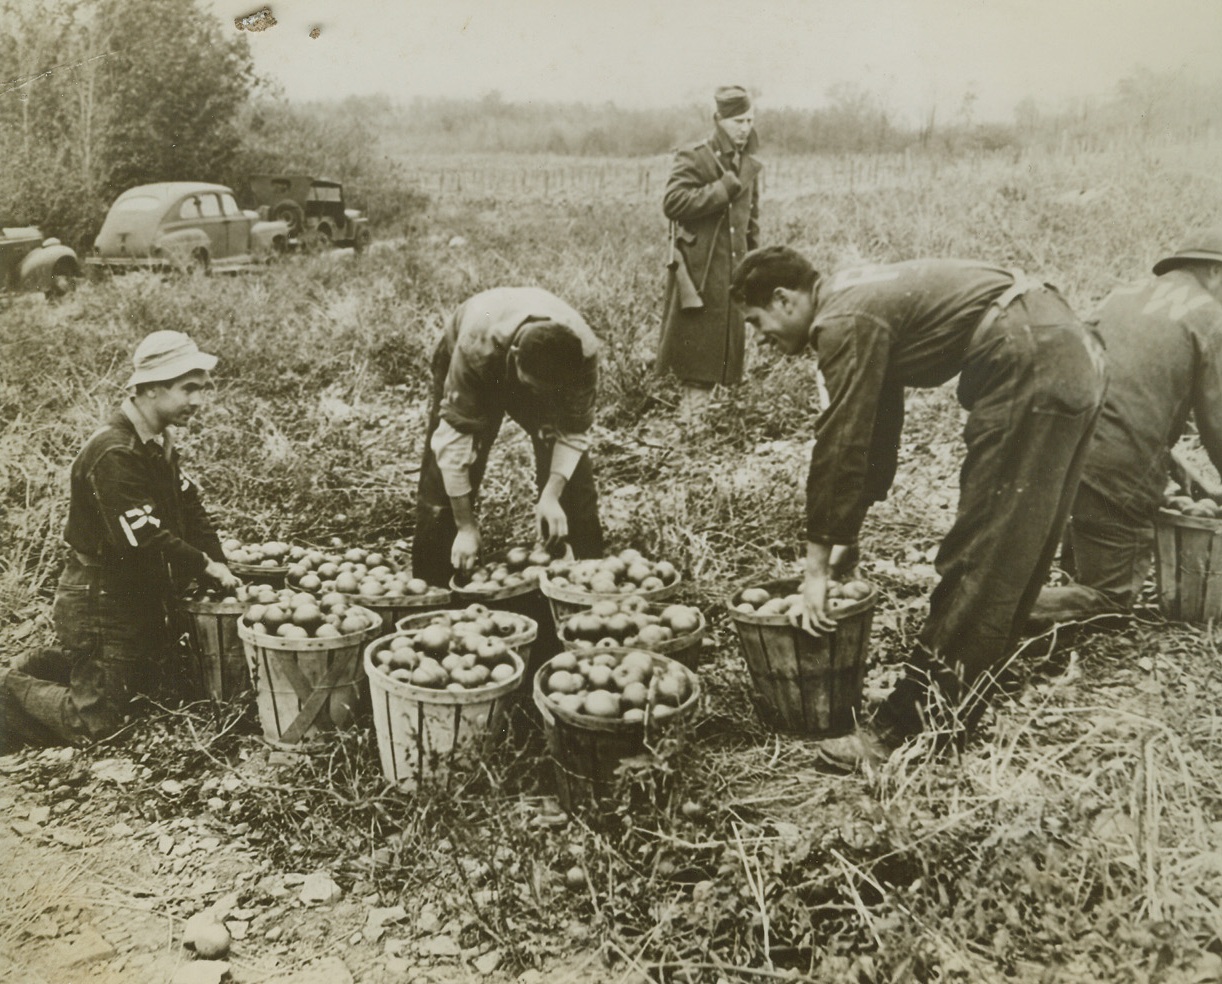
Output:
[1, 331, 238, 750]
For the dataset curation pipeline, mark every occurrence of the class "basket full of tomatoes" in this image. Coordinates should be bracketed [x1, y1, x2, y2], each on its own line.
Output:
[364, 614, 527, 788]
[532, 646, 699, 813]
[556, 596, 705, 669]
[538, 549, 681, 631]
[726, 577, 877, 738]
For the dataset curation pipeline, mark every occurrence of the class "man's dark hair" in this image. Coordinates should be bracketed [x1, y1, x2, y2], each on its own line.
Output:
[516, 320, 594, 382]
[730, 246, 820, 308]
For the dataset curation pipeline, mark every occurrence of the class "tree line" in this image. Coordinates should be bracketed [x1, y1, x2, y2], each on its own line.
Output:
[3, 0, 1219, 248]
[0, 0, 419, 247]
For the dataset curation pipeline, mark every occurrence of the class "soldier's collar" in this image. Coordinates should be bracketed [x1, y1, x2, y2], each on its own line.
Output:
[121, 398, 165, 448]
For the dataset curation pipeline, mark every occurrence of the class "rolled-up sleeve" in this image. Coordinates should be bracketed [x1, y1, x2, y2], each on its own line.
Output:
[431, 421, 479, 497]
[805, 314, 895, 545]
[548, 430, 591, 481]
[440, 311, 496, 434]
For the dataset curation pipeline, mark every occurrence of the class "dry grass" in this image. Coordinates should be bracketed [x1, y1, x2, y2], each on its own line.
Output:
[3, 140, 1222, 981]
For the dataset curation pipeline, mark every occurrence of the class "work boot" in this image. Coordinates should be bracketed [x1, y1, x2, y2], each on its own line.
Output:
[813, 725, 896, 773]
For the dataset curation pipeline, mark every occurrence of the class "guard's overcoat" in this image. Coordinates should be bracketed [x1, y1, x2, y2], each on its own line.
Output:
[656, 126, 761, 386]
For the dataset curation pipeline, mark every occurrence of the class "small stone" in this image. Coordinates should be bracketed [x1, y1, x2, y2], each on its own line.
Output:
[422, 935, 461, 958]
[299, 871, 342, 904]
[257, 875, 288, 898]
[10, 819, 39, 837]
[225, 920, 249, 941]
[206, 797, 225, 812]
[160, 779, 184, 796]
[417, 908, 442, 934]
[385, 956, 410, 974]
[474, 950, 502, 975]
[158, 834, 175, 855]
[28, 806, 50, 824]
[282, 872, 306, 887]
[170, 960, 229, 984]
[264, 926, 283, 942]
[349, 931, 362, 945]
[50, 828, 87, 849]
[184, 912, 220, 947]
[110, 821, 134, 838]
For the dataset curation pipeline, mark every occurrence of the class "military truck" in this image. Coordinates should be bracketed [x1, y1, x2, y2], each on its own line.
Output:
[238, 175, 371, 251]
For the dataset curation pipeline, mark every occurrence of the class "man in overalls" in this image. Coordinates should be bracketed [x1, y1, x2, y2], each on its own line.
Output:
[732, 247, 1107, 770]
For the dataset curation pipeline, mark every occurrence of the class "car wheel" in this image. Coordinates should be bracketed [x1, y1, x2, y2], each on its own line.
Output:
[46, 257, 81, 299]
[182, 249, 210, 277]
[272, 200, 304, 237]
[313, 224, 333, 250]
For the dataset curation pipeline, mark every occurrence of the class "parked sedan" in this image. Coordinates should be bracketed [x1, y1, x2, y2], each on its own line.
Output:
[0, 223, 81, 297]
[87, 182, 290, 275]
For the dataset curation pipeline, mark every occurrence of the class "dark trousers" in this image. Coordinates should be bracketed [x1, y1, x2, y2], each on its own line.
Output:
[0, 559, 171, 751]
[875, 290, 1107, 738]
[1028, 484, 1154, 623]
[411, 347, 604, 587]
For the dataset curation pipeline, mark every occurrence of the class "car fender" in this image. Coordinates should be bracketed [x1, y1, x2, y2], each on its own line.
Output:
[251, 219, 291, 252]
[154, 228, 211, 262]
[18, 241, 80, 290]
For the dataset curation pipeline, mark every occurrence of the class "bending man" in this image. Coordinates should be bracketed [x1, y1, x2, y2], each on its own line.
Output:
[731, 247, 1106, 770]
[412, 287, 605, 586]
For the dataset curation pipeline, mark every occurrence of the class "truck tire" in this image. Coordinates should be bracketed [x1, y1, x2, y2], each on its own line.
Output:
[46, 257, 81, 299]
[271, 199, 304, 237]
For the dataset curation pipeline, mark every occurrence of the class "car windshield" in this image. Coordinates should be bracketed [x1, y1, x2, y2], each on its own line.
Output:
[113, 196, 164, 212]
[307, 185, 342, 202]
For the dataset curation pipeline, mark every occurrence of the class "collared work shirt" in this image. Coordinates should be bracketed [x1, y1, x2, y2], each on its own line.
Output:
[431, 287, 600, 497]
[63, 401, 224, 591]
[806, 259, 1015, 545]
[1080, 269, 1222, 518]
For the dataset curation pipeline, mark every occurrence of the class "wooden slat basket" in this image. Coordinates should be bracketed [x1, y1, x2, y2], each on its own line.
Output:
[1153, 508, 1222, 621]
[726, 578, 877, 738]
[236, 608, 382, 749]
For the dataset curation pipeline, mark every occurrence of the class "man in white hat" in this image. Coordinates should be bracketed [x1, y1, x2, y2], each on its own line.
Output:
[1030, 224, 1222, 626]
[0, 331, 238, 750]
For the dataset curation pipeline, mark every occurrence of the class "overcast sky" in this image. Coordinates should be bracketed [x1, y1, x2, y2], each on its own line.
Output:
[211, 0, 1222, 123]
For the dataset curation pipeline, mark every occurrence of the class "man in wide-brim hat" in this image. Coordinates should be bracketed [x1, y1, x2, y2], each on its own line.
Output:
[1030, 224, 1222, 626]
[0, 331, 238, 750]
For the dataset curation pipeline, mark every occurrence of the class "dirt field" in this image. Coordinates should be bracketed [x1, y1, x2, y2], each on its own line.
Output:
[3, 143, 1222, 982]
